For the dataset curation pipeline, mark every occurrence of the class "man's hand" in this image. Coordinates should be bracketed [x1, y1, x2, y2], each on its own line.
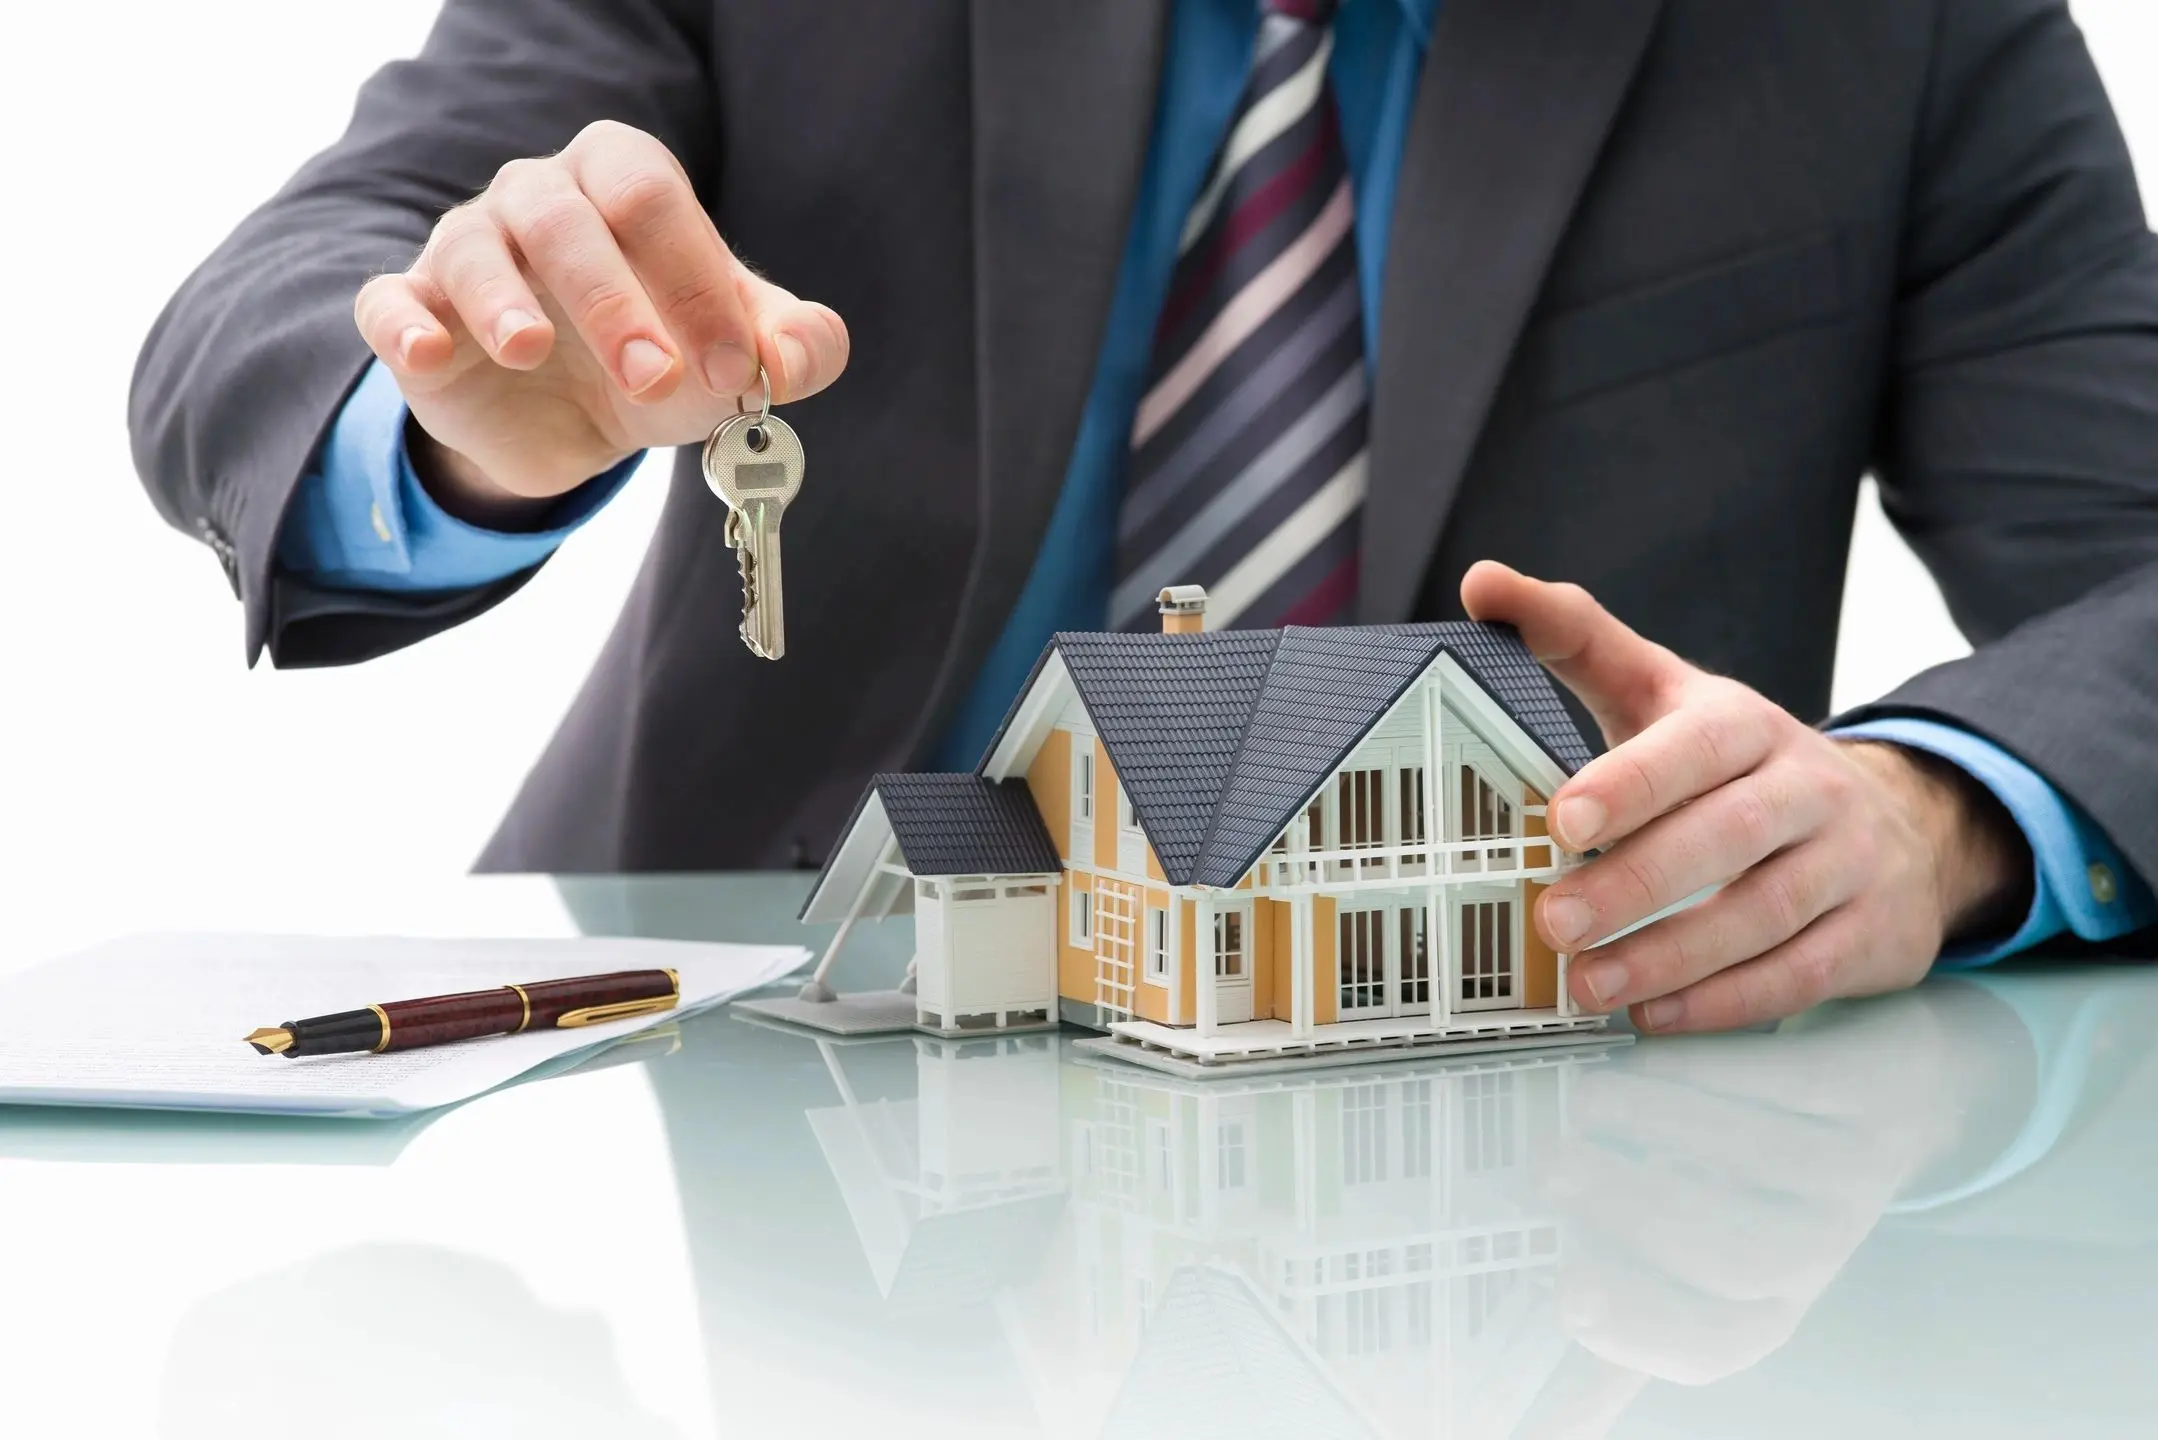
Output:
[353, 120, 850, 524]
[1462, 561, 2030, 1033]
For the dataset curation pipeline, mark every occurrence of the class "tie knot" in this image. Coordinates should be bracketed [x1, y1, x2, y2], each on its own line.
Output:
[1263, 0, 1340, 26]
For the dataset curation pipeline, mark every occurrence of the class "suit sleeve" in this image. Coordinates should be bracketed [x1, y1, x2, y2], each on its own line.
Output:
[127, 0, 715, 668]
[1842, 0, 2158, 909]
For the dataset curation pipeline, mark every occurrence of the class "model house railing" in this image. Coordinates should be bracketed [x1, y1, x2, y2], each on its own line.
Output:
[1251, 833, 1564, 890]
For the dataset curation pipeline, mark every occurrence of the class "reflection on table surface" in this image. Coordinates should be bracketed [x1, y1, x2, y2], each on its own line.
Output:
[4, 875, 2157, 1437]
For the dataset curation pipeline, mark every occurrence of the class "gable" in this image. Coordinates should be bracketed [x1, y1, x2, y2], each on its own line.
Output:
[973, 622, 1593, 891]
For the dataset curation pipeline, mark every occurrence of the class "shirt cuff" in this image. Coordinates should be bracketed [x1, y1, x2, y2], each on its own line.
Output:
[276, 360, 641, 593]
[1830, 717, 2158, 968]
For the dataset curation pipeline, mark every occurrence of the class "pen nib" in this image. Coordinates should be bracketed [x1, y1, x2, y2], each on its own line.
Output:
[245, 1027, 295, 1056]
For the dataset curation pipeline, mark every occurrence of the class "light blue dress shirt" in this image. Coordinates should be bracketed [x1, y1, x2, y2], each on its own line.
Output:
[278, 0, 2152, 963]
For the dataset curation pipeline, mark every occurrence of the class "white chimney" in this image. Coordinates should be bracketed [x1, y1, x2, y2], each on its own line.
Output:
[1157, 585, 1208, 634]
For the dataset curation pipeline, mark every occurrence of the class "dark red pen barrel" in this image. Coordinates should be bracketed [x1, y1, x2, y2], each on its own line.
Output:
[520, 970, 678, 1028]
[377, 987, 526, 1051]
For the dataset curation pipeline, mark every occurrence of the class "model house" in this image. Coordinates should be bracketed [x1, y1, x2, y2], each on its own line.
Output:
[768, 586, 1619, 1074]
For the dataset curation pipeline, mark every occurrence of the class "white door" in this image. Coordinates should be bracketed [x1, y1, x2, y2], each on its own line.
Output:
[1452, 890, 1522, 1012]
[1213, 904, 1254, 1023]
[1336, 903, 1433, 1019]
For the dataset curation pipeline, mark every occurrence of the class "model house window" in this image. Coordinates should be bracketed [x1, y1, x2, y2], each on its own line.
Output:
[1213, 909, 1246, 979]
[1397, 906, 1430, 1010]
[1074, 745, 1095, 821]
[1072, 886, 1094, 945]
[1144, 907, 1169, 983]
[1117, 783, 1137, 832]
[1398, 765, 1428, 844]
[1304, 795, 1326, 852]
[1459, 900, 1513, 1004]
[1461, 765, 1516, 865]
[1336, 766, 1385, 867]
[1006, 883, 1048, 897]
[1337, 908, 1385, 1015]
[954, 886, 996, 902]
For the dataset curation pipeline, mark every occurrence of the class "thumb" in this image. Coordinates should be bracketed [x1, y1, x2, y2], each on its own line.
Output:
[1459, 561, 1687, 741]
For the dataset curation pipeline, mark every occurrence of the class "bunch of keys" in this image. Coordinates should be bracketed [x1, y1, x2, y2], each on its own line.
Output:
[701, 369, 805, 660]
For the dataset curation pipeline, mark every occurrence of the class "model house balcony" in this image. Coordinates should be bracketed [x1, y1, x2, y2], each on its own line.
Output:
[1250, 831, 1565, 893]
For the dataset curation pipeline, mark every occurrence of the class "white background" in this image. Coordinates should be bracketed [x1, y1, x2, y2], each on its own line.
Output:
[3, 1, 2154, 914]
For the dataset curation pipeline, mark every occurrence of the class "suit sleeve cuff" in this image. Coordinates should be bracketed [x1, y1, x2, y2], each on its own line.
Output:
[1831, 717, 2157, 968]
[275, 359, 641, 593]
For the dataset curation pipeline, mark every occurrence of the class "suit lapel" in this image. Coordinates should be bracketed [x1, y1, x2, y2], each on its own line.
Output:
[905, 0, 1167, 759]
[1361, 0, 1667, 622]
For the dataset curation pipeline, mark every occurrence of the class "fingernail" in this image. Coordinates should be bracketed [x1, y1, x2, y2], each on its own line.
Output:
[1638, 997, 1684, 1031]
[493, 308, 539, 350]
[774, 332, 811, 394]
[396, 325, 434, 366]
[619, 337, 675, 395]
[1575, 957, 1624, 1007]
[1544, 894, 1595, 948]
[702, 341, 756, 396]
[1545, 893, 1596, 949]
[1554, 795, 1607, 850]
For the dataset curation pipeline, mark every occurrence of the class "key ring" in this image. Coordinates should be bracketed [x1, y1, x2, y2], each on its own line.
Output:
[735, 364, 773, 450]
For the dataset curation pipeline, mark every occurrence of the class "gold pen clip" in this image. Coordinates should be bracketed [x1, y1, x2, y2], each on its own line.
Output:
[554, 993, 680, 1029]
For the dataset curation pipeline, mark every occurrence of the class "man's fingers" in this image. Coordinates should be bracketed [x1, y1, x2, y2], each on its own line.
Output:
[564, 122, 761, 398]
[1629, 904, 1874, 1034]
[1545, 684, 1784, 851]
[1565, 835, 1853, 1013]
[416, 201, 556, 371]
[1460, 561, 1689, 740]
[354, 273, 457, 377]
[485, 156, 683, 402]
[738, 270, 851, 402]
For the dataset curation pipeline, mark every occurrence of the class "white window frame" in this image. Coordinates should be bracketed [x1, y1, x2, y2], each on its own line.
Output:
[1075, 745, 1095, 822]
[1071, 885, 1095, 946]
[1144, 906, 1170, 984]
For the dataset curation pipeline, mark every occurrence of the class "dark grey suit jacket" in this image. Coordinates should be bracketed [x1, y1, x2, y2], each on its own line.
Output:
[131, 0, 2158, 887]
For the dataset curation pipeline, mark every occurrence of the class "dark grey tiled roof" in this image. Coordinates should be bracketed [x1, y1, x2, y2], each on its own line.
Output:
[1052, 630, 1284, 885]
[873, 773, 1063, 877]
[1005, 623, 1591, 889]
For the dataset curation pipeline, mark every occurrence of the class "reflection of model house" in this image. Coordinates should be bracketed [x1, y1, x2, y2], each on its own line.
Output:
[801, 587, 1611, 1072]
[803, 1033, 1068, 1311]
[1005, 1055, 1584, 1440]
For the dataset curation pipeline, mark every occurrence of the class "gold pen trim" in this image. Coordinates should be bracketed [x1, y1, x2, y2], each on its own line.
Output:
[508, 983, 532, 1033]
[555, 993, 680, 1029]
[368, 1004, 393, 1053]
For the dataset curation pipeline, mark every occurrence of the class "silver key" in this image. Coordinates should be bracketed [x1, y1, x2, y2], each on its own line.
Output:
[703, 409, 805, 659]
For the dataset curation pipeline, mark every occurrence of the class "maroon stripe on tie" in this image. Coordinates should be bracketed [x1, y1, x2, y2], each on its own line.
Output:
[1268, 0, 1334, 21]
[1154, 115, 1335, 345]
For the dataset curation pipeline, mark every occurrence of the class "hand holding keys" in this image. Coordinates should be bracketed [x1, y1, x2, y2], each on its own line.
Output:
[702, 370, 804, 660]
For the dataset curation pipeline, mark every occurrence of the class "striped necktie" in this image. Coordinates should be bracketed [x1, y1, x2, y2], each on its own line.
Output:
[1114, 0, 1364, 632]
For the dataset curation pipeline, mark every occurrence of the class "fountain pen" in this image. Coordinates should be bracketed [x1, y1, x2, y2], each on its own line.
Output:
[243, 968, 680, 1058]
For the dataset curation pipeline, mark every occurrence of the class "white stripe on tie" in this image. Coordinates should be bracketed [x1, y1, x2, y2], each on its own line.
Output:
[1134, 179, 1353, 449]
[1204, 451, 1368, 625]
[1177, 28, 1334, 254]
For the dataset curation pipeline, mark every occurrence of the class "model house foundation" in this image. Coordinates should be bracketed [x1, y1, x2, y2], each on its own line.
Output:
[740, 586, 1624, 1075]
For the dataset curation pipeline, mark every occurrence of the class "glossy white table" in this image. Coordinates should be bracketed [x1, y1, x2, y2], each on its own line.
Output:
[4, 874, 2154, 1437]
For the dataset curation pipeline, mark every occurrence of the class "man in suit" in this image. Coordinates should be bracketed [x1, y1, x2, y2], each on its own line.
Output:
[132, 0, 2158, 1033]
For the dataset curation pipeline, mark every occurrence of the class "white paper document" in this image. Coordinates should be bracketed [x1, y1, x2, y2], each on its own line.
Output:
[0, 933, 808, 1117]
